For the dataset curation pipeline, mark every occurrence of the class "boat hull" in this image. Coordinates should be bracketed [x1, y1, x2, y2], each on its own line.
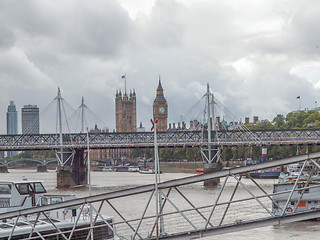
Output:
[0, 217, 113, 240]
[249, 171, 280, 179]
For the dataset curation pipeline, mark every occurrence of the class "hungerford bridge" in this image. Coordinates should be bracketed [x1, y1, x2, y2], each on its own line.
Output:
[1, 86, 320, 187]
[1, 86, 320, 188]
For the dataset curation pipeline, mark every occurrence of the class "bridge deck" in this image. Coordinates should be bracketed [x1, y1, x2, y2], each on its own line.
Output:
[1, 128, 320, 151]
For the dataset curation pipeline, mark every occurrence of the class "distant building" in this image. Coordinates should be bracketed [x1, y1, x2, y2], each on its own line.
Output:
[189, 120, 201, 131]
[137, 122, 145, 132]
[7, 101, 18, 135]
[7, 101, 18, 157]
[244, 116, 259, 124]
[89, 125, 114, 160]
[114, 88, 137, 159]
[245, 117, 250, 124]
[115, 89, 136, 132]
[22, 104, 39, 134]
[153, 77, 168, 131]
[168, 121, 187, 131]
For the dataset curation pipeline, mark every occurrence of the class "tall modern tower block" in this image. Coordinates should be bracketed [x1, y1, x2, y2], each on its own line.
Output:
[22, 104, 40, 134]
[7, 101, 18, 135]
[6, 101, 18, 157]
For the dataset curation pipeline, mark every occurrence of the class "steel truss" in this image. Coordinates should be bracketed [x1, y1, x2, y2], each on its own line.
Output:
[1, 129, 320, 151]
[2, 152, 320, 239]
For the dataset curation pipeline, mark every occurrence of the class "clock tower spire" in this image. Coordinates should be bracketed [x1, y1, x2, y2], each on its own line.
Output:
[153, 75, 168, 131]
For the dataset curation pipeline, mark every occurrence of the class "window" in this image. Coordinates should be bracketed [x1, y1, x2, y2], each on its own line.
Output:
[15, 182, 46, 195]
[51, 197, 62, 204]
[41, 197, 48, 206]
[0, 185, 11, 194]
[33, 183, 46, 194]
[16, 183, 29, 195]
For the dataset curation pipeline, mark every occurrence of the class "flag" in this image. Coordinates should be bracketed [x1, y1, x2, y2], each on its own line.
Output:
[297, 96, 300, 99]
[121, 75, 125, 79]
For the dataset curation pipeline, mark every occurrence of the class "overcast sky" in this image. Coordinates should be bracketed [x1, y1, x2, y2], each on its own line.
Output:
[1, 0, 320, 133]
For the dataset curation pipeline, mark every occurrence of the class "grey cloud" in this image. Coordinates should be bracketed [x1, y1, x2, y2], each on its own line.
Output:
[1, 0, 60, 37]
[0, 27, 15, 49]
[138, 0, 184, 48]
[61, 0, 134, 58]
[1, 0, 320, 133]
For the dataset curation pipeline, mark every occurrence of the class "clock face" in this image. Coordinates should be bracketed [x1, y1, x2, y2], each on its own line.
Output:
[159, 107, 165, 113]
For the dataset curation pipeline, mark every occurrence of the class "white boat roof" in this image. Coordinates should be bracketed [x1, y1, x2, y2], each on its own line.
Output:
[0, 180, 43, 185]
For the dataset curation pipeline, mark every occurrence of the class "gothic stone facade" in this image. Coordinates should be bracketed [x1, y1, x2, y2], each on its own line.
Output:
[115, 90, 137, 132]
[153, 79, 168, 131]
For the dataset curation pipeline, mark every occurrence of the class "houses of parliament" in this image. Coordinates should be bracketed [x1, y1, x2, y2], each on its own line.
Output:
[91, 77, 168, 160]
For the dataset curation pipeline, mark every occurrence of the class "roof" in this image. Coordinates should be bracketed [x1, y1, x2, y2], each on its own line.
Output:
[157, 79, 163, 91]
[0, 180, 42, 184]
[154, 94, 167, 102]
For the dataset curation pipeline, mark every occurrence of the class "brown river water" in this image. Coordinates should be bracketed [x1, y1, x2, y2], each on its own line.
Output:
[1, 169, 319, 240]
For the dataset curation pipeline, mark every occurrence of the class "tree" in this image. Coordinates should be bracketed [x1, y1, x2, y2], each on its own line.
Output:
[272, 114, 286, 128]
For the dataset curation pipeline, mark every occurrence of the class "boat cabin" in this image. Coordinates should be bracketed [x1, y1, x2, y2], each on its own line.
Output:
[272, 182, 320, 216]
[0, 180, 75, 214]
[0, 180, 47, 212]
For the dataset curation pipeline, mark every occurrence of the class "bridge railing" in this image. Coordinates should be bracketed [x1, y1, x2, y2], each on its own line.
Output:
[0, 129, 320, 151]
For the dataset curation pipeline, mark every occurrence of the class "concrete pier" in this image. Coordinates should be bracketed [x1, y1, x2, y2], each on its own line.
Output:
[203, 163, 221, 188]
[37, 165, 47, 172]
[57, 149, 87, 188]
[0, 165, 8, 173]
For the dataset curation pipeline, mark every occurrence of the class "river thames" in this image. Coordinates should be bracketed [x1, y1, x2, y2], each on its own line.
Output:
[1, 169, 320, 240]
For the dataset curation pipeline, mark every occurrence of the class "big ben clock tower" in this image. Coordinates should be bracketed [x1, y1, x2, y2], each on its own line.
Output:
[153, 76, 168, 131]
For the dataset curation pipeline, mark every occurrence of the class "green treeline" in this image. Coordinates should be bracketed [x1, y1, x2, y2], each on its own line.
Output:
[11, 150, 55, 159]
[132, 110, 320, 161]
[130, 147, 201, 162]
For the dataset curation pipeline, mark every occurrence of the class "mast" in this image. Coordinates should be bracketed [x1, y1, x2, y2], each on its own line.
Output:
[206, 83, 212, 162]
[154, 120, 159, 239]
[55, 87, 64, 165]
[80, 97, 86, 133]
[86, 128, 93, 240]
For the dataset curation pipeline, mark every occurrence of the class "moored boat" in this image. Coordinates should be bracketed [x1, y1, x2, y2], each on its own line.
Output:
[196, 168, 204, 174]
[249, 169, 281, 179]
[139, 169, 155, 174]
[272, 181, 320, 216]
[0, 180, 114, 239]
[128, 166, 140, 172]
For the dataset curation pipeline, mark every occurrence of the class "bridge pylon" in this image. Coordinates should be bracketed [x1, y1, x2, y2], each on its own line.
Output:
[0, 159, 8, 173]
[54, 88, 88, 188]
[201, 83, 221, 187]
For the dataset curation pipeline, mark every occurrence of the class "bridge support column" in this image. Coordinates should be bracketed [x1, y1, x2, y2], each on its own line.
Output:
[57, 149, 87, 188]
[203, 147, 221, 188]
[204, 162, 221, 188]
[0, 165, 8, 173]
[37, 165, 47, 172]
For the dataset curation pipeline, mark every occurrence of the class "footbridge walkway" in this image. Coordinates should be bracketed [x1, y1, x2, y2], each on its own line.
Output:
[0, 128, 320, 151]
[2, 152, 320, 239]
